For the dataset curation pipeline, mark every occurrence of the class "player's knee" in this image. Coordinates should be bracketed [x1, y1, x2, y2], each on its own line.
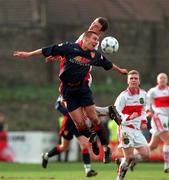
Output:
[76, 122, 86, 131]
[78, 136, 90, 149]
[142, 153, 149, 160]
[141, 150, 150, 160]
[61, 144, 69, 151]
[80, 143, 89, 150]
[149, 144, 158, 151]
[90, 117, 101, 125]
[163, 138, 169, 145]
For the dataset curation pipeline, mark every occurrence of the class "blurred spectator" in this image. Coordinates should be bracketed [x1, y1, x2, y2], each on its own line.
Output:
[0, 112, 14, 162]
[147, 73, 169, 173]
[0, 112, 7, 131]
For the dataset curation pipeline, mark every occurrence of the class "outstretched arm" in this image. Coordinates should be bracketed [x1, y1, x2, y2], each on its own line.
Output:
[13, 43, 72, 59]
[112, 64, 128, 75]
[13, 49, 42, 58]
[94, 52, 128, 75]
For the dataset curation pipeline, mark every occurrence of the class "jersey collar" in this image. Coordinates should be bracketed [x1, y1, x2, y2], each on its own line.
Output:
[127, 87, 140, 95]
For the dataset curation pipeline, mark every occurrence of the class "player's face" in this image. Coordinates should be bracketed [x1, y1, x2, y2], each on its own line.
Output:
[157, 73, 168, 87]
[84, 33, 99, 51]
[88, 19, 102, 35]
[0, 114, 5, 123]
[128, 74, 140, 88]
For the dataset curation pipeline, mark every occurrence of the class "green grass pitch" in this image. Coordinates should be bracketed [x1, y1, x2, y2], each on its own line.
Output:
[0, 161, 168, 180]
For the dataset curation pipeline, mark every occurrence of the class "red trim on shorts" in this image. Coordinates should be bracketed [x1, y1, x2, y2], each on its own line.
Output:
[81, 149, 89, 154]
[153, 114, 164, 132]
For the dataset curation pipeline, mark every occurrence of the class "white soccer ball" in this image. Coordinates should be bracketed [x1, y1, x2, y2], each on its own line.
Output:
[101, 36, 119, 54]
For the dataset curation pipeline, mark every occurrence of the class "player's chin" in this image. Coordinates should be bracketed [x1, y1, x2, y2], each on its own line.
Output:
[92, 44, 97, 49]
[88, 46, 95, 51]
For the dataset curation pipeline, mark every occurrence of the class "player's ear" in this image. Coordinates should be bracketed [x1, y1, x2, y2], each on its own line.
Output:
[138, 76, 141, 85]
[127, 76, 130, 84]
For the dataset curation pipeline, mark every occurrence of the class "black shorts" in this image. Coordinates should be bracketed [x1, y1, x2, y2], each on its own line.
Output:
[59, 115, 80, 140]
[62, 83, 94, 112]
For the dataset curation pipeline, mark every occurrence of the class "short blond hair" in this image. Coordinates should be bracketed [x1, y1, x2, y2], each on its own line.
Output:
[83, 31, 98, 38]
[128, 70, 140, 76]
[157, 72, 168, 83]
[157, 72, 168, 80]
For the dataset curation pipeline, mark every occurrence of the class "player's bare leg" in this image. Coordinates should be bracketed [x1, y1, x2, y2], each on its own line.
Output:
[116, 148, 133, 180]
[42, 138, 71, 168]
[159, 131, 169, 172]
[84, 104, 112, 163]
[148, 134, 169, 172]
[129, 146, 149, 172]
[116, 145, 149, 179]
[77, 136, 98, 177]
[149, 135, 160, 151]
[69, 107, 99, 155]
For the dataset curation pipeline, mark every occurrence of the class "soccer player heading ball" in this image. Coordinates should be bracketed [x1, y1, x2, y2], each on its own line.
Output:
[13, 18, 128, 165]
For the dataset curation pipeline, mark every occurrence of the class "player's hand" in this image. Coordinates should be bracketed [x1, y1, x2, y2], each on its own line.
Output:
[13, 51, 30, 57]
[119, 68, 128, 75]
[146, 111, 153, 119]
[141, 123, 147, 129]
[129, 112, 139, 120]
[112, 64, 128, 75]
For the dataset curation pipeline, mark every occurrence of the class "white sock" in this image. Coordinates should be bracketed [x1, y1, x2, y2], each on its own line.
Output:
[103, 145, 110, 152]
[44, 152, 48, 160]
[117, 158, 129, 179]
[121, 158, 129, 169]
[163, 145, 169, 170]
[84, 164, 91, 174]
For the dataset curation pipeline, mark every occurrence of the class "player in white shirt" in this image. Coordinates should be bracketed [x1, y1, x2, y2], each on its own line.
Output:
[147, 73, 169, 173]
[114, 70, 149, 180]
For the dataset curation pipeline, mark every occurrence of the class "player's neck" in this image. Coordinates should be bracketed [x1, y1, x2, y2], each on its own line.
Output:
[158, 84, 167, 89]
[128, 87, 139, 95]
[81, 42, 91, 51]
